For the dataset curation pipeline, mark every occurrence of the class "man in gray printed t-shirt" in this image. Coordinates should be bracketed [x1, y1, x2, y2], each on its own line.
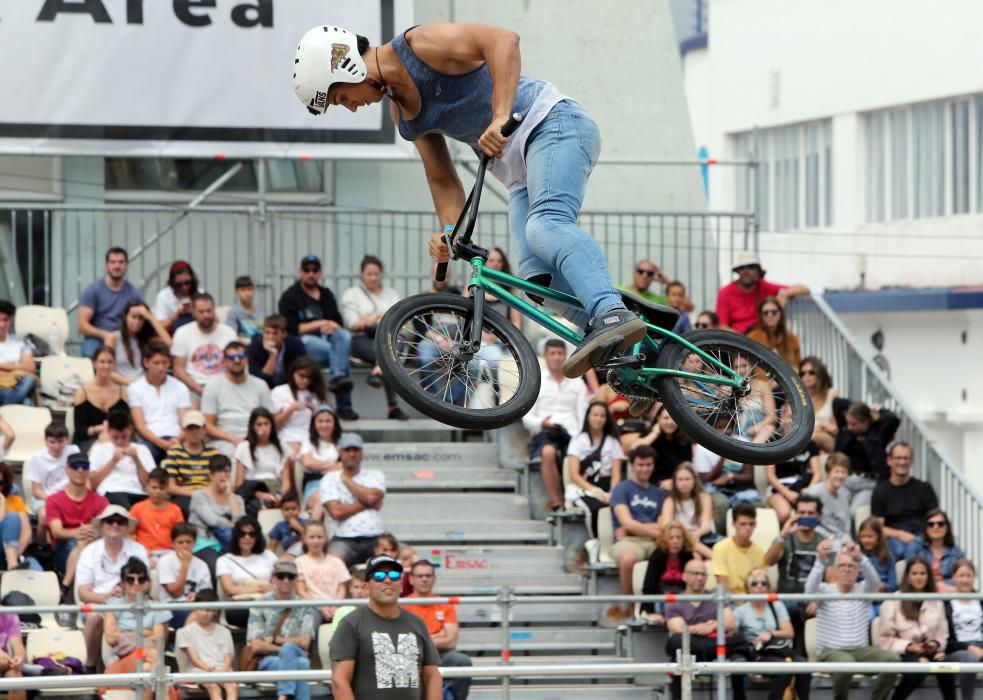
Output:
[331, 555, 443, 700]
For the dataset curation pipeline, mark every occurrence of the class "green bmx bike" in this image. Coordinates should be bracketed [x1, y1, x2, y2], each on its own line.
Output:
[376, 115, 814, 465]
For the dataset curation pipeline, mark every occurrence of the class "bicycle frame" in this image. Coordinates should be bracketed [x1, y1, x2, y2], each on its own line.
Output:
[466, 258, 746, 389]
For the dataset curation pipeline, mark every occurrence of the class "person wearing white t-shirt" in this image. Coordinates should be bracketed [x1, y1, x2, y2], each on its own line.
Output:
[565, 402, 625, 539]
[233, 407, 292, 509]
[157, 522, 213, 628]
[89, 410, 156, 509]
[0, 300, 37, 406]
[271, 356, 329, 453]
[319, 432, 385, 567]
[76, 504, 150, 670]
[26, 422, 78, 518]
[300, 405, 342, 516]
[171, 294, 237, 399]
[153, 261, 202, 331]
[201, 341, 273, 458]
[128, 339, 192, 464]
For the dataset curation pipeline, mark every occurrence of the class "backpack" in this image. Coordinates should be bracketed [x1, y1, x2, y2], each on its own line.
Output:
[1, 591, 41, 630]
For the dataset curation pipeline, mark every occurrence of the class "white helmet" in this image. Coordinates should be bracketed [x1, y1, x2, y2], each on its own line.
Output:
[293, 25, 367, 115]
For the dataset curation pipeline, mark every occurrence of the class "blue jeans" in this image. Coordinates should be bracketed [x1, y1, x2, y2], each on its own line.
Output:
[81, 337, 104, 358]
[300, 331, 353, 410]
[887, 536, 910, 561]
[257, 642, 310, 700]
[509, 99, 623, 323]
[212, 527, 233, 552]
[0, 374, 36, 406]
[55, 538, 76, 574]
[0, 513, 38, 569]
[417, 339, 466, 405]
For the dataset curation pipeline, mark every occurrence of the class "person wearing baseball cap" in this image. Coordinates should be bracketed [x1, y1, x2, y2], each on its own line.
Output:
[277, 254, 358, 421]
[161, 409, 220, 517]
[245, 557, 315, 700]
[714, 251, 810, 334]
[330, 554, 443, 699]
[318, 433, 386, 568]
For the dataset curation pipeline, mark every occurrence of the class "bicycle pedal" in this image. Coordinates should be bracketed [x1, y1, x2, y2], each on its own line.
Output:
[598, 354, 646, 371]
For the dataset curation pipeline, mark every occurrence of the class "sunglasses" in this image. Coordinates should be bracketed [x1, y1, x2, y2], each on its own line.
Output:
[68, 462, 91, 471]
[748, 579, 769, 587]
[239, 530, 257, 538]
[635, 268, 656, 277]
[225, 352, 246, 361]
[371, 570, 402, 582]
[695, 322, 711, 329]
[125, 575, 148, 585]
[274, 572, 297, 581]
[799, 369, 816, 377]
[104, 517, 129, 527]
[927, 520, 947, 528]
[761, 308, 780, 317]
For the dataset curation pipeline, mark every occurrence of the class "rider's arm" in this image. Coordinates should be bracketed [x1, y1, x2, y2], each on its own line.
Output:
[413, 131, 466, 227]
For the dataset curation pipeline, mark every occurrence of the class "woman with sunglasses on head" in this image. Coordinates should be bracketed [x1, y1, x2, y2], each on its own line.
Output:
[904, 508, 966, 592]
[73, 345, 129, 454]
[747, 296, 801, 368]
[694, 310, 720, 331]
[731, 568, 811, 700]
[189, 455, 244, 576]
[876, 556, 954, 699]
[153, 260, 202, 332]
[109, 300, 172, 384]
[216, 515, 277, 629]
[101, 557, 171, 700]
[797, 356, 838, 452]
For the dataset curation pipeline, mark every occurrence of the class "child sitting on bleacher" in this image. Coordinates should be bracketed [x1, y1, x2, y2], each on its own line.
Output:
[176, 589, 237, 700]
[295, 521, 350, 623]
[129, 468, 184, 562]
[330, 565, 368, 632]
[25, 423, 79, 539]
[157, 523, 213, 628]
[267, 492, 307, 557]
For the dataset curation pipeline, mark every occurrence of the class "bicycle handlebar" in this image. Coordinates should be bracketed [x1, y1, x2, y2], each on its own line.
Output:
[435, 112, 523, 283]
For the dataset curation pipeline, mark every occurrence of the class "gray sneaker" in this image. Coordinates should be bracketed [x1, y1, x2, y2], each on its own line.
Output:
[563, 309, 647, 379]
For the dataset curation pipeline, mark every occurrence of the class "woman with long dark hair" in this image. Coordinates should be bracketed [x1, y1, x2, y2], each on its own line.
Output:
[234, 407, 293, 512]
[216, 515, 277, 628]
[658, 462, 717, 558]
[628, 405, 694, 485]
[798, 356, 838, 451]
[747, 296, 801, 367]
[271, 356, 328, 457]
[876, 556, 954, 699]
[111, 300, 171, 383]
[73, 345, 128, 453]
[565, 401, 623, 537]
[904, 508, 966, 591]
[299, 405, 342, 516]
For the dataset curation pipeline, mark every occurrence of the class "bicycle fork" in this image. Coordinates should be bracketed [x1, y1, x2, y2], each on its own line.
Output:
[453, 285, 486, 363]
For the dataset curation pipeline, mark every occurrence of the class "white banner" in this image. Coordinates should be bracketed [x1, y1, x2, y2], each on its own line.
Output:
[0, 0, 414, 158]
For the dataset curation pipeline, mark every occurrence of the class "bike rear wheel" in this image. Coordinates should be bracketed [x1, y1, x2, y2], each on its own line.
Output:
[375, 293, 541, 430]
[654, 330, 814, 464]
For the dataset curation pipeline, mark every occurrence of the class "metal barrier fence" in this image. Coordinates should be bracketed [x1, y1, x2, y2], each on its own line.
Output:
[4, 588, 983, 700]
[786, 294, 983, 571]
[0, 203, 753, 328]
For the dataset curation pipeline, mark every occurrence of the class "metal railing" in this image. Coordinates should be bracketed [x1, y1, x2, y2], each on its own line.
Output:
[0, 203, 753, 326]
[4, 587, 983, 700]
[787, 294, 983, 567]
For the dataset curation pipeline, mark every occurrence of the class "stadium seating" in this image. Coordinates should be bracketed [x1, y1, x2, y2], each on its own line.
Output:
[14, 305, 70, 356]
[0, 404, 52, 464]
[39, 355, 93, 408]
[0, 570, 63, 630]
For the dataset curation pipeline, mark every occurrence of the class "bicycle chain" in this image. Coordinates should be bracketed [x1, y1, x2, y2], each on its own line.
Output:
[606, 370, 659, 403]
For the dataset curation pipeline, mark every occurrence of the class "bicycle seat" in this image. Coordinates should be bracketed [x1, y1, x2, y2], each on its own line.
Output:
[618, 289, 681, 330]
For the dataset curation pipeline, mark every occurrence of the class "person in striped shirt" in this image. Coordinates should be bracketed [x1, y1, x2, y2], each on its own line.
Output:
[805, 537, 901, 700]
[162, 410, 220, 517]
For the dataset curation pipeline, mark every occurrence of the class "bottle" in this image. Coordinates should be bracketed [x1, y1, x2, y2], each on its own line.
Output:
[48, 322, 62, 355]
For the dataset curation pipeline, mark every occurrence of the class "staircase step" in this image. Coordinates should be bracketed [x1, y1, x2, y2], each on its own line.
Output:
[471, 654, 632, 666]
[459, 600, 602, 625]
[417, 545, 565, 573]
[384, 493, 530, 521]
[467, 686, 656, 699]
[361, 442, 500, 469]
[434, 572, 583, 596]
[340, 417, 463, 440]
[381, 466, 515, 491]
[390, 519, 551, 544]
[458, 626, 616, 653]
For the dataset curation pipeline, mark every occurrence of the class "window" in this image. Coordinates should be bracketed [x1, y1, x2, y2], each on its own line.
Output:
[865, 96, 983, 222]
[105, 158, 324, 193]
[733, 119, 833, 231]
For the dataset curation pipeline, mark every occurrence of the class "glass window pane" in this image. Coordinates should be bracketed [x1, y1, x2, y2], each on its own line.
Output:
[952, 100, 970, 214]
[865, 113, 886, 222]
[890, 110, 909, 220]
[913, 103, 944, 218]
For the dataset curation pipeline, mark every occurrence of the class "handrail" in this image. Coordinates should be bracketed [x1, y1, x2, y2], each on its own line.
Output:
[786, 294, 983, 571]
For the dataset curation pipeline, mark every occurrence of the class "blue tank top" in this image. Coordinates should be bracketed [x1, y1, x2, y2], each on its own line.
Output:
[391, 29, 546, 148]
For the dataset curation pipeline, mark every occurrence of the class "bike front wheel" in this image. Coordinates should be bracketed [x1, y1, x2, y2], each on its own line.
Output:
[655, 330, 815, 464]
[375, 293, 542, 431]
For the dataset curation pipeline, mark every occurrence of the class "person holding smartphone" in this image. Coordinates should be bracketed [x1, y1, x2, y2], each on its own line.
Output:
[764, 494, 823, 654]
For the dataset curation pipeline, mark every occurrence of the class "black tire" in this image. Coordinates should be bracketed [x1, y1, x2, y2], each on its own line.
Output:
[375, 293, 541, 431]
[654, 330, 814, 465]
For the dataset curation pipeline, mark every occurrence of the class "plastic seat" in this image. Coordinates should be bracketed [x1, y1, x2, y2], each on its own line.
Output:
[725, 507, 780, 552]
[596, 507, 615, 566]
[0, 570, 63, 630]
[853, 504, 871, 534]
[14, 306, 70, 356]
[0, 405, 52, 464]
[39, 356, 93, 409]
[215, 306, 231, 325]
[24, 628, 88, 694]
[258, 508, 285, 538]
[317, 623, 335, 672]
[631, 561, 649, 619]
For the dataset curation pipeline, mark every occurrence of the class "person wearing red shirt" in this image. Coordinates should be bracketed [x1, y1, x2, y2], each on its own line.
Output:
[402, 560, 472, 700]
[715, 252, 809, 334]
[45, 453, 109, 587]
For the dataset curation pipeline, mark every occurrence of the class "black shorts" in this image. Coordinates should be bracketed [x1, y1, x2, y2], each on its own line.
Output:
[528, 429, 571, 461]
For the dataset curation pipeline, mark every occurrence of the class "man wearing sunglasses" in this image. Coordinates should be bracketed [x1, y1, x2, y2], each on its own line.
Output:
[332, 555, 443, 700]
[201, 340, 274, 457]
[246, 558, 314, 700]
[715, 251, 809, 334]
[75, 504, 149, 673]
[278, 254, 358, 421]
[44, 453, 109, 585]
[618, 260, 670, 305]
